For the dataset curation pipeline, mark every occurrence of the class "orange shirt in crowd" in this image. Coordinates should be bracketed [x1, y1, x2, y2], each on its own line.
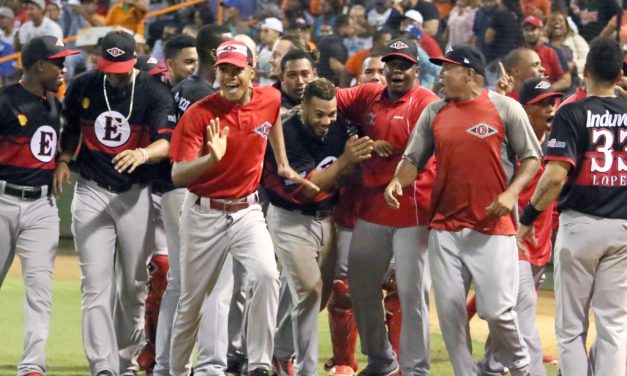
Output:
[345, 48, 370, 78]
[435, 0, 453, 19]
[520, 0, 550, 19]
[105, 1, 146, 35]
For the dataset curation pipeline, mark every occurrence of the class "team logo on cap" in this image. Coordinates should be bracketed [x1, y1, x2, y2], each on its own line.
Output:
[445, 46, 454, 54]
[254, 121, 272, 138]
[389, 41, 409, 50]
[30, 125, 57, 163]
[106, 47, 126, 57]
[95, 111, 130, 147]
[217, 43, 248, 56]
[467, 123, 497, 139]
[463, 58, 470, 63]
[56, 38, 64, 47]
[535, 80, 551, 89]
[147, 56, 158, 64]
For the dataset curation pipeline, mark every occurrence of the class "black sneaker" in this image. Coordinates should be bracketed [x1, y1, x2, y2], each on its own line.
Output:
[227, 352, 247, 374]
[248, 368, 271, 376]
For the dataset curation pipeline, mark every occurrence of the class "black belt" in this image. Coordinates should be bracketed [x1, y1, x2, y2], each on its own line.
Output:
[278, 205, 332, 220]
[94, 181, 143, 194]
[4, 183, 48, 199]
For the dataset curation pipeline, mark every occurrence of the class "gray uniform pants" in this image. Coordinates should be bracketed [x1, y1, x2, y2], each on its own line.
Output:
[479, 261, 546, 376]
[0, 186, 58, 376]
[266, 204, 336, 375]
[72, 178, 154, 376]
[429, 229, 530, 376]
[169, 192, 279, 376]
[348, 220, 431, 376]
[554, 210, 627, 376]
[154, 188, 236, 376]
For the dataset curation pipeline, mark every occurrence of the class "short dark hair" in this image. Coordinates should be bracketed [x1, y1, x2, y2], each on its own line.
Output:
[503, 48, 532, 71]
[586, 37, 623, 83]
[196, 24, 231, 64]
[164, 34, 196, 60]
[303, 78, 336, 103]
[277, 34, 320, 63]
[280, 49, 314, 74]
[336, 14, 350, 28]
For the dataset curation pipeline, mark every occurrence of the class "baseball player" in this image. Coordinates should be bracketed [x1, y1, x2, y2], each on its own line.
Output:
[163, 34, 198, 87]
[335, 38, 439, 376]
[479, 77, 563, 376]
[55, 30, 175, 376]
[152, 25, 241, 376]
[263, 78, 373, 376]
[518, 37, 627, 376]
[325, 53, 404, 376]
[385, 44, 541, 376]
[0, 35, 78, 376]
[168, 40, 315, 376]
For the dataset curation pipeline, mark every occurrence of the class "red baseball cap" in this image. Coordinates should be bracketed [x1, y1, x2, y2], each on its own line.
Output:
[215, 40, 253, 68]
[522, 16, 543, 29]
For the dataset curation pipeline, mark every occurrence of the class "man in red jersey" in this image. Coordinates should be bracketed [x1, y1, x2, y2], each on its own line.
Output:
[335, 38, 439, 376]
[479, 77, 563, 376]
[168, 40, 315, 376]
[0, 35, 78, 376]
[386, 44, 541, 376]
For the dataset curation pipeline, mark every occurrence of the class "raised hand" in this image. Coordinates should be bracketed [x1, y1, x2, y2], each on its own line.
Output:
[496, 62, 514, 95]
[343, 135, 374, 164]
[206, 117, 230, 162]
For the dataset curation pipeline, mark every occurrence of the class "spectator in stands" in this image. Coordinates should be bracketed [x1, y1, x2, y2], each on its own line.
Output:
[317, 21, 348, 86]
[312, 0, 341, 39]
[0, 7, 16, 45]
[600, 1, 627, 43]
[270, 34, 315, 81]
[151, 23, 177, 62]
[60, 0, 102, 38]
[399, 0, 440, 37]
[521, 15, 571, 91]
[445, 0, 479, 49]
[46, 0, 62, 25]
[401, 9, 442, 58]
[257, 17, 283, 86]
[483, 0, 523, 63]
[349, 4, 372, 39]
[547, 11, 588, 82]
[164, 34, 197, 87]
[359, 54, 386, 85]
[287, 15, 314, 47]
[16, 0, 64, 51]
[337, 14, 371, 57]
[344, 27, 392, 81]
[570, 0, 619, 42]
[404, 25, 441, 89]
[222, 0, 251, 37]
[472, 0, 499, 56]
[368, 0, 396, 30]
[104, 0, 148, 35]
[519, 0, 550, 19]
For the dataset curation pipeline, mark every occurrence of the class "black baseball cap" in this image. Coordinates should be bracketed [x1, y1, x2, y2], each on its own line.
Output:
[519, 77, 563, 105]
[97, 30, 136, 74]
[135, 55, 167, 76]
[430, 44, 486, 76]
[382, 38, 419, 64]
[21, 35, 80, 68]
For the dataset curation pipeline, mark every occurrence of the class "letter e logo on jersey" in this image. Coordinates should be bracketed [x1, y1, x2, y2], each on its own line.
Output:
[30, 125, 57, 163]
[254, 121, 272, 138]
[467, 123, 497, 139]
[95, 111, 131, 147]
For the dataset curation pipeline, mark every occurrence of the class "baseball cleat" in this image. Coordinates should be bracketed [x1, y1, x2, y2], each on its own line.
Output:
[357, 364, 400, 376]
[248, 368, 271, 376]
[329, 365, 357, 376]
[271, 357, 295, 376]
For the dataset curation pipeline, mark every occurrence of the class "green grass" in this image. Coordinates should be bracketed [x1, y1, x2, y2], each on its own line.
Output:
[0, 276, 559, 376]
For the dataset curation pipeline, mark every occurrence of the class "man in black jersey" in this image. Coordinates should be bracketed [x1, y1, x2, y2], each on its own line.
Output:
[0, 35, 78, 376]
[54, 30, 175, 376]
[518, 37, 627, 376]
[153, 24, 240, 376]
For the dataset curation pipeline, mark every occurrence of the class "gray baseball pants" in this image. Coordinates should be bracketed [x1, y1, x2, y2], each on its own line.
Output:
[71, 178, 154, 376]
[169, 192, 279, 376]
[554, 210, 627, 376]
[266, 204, 336, 375]
[429, 228, 530, 376]
[479, 261, 546, 376]
[0, 184, 58, 376]
[348, 219, 431, 376]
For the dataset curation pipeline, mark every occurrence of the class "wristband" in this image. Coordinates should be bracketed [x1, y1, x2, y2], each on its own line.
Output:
[137, 148, 149, 163]
[57, 159, 70, 166]
[519, 203, 542, 226]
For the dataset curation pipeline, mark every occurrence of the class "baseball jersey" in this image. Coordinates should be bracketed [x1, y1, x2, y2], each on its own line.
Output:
[152, 74, 217, 194]
[404, 89, 542, 235]
[62, 70, 175, 191]
[263, 112, 353, 212]
[336, 83, 439, 227]
[545, 96, 627, 219]
[0, 83, 61, 187]
[170, 86, 281, 199]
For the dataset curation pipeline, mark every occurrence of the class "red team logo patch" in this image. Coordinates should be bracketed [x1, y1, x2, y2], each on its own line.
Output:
[254, 121, 272, 138]
[106, 47, 125, 57]
[389, 41, 409, 49]
[467, 123, 497, 139]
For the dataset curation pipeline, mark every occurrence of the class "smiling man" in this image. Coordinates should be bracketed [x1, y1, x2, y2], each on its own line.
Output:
[0, 35, 78, 376]
[335, 38, 439, 376]
[263, 78, 373, 376]
[168, 40, 316, 376]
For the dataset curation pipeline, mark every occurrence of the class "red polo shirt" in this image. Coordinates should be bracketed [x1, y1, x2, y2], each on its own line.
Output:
[336, 83, 439, 227]
[170, 86, 281, 199]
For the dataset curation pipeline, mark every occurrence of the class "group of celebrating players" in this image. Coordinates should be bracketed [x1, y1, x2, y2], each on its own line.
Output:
[0, 16, 625, 376]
